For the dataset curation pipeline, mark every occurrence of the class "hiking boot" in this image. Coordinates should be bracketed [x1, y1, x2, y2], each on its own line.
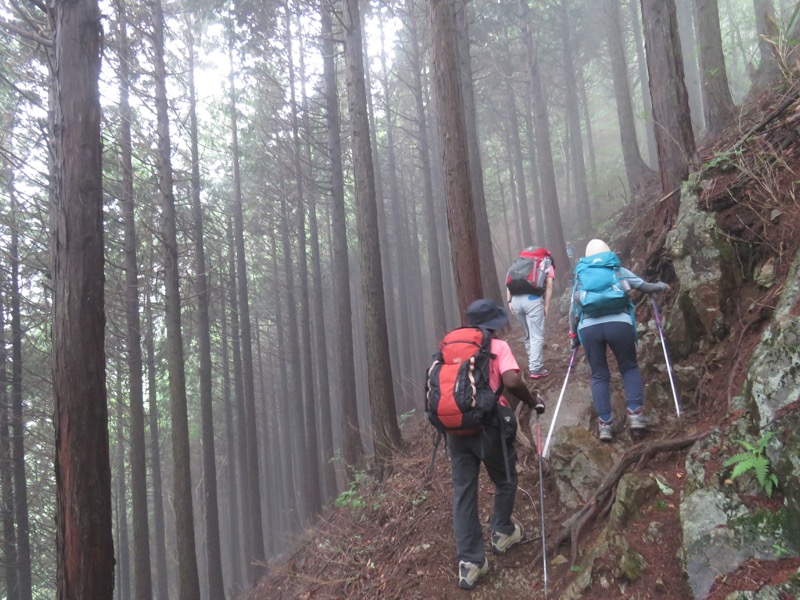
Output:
[492, 524, 524, 554]
[458, 558, 489, 590]
[627, 408, 649, 431]
[529, 368, 550, 380]
[598, 419, 614, 442]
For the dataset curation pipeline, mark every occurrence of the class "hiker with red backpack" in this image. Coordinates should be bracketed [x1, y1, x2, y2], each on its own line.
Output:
[425, 299, 545, 590]
[569, 239, 670, 441]
[506, 246, 555, 379]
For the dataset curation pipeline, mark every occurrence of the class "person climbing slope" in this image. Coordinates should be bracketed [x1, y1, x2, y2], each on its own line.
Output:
[569, 239, 670, 441]
[426, 299, 545, 590]
[506, 246, 555, 380]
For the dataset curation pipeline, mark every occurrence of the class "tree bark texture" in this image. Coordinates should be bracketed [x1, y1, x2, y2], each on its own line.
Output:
[520, 0, 570, 285]
[10, 200, 31, 600]
[51, 1, 114, 597]
[228, 36, 267, 576]
[150, 0, 201, 595]
[286, 13, 322, 520]
[115, 2, 153, 596]
[219, 289, 245, 587]
[429, 0, 484, 317]
[676, 0, 705, 132]
[187, 24, 226, 598]
[523, 103, 545, 244]
[268, 237, 299, 534]
[629, 0, 658, 167]
[379, 17, 418, 411]
[298, 22, 338, 503]
[0, 291, 18, 600]
[560, 0, 592, 234]
[455, 0, 502, 303]
[504, 72, 533, 248]
[115, 391, 131, 600]
[604, 0, 654, 192]
[577, 62, 599, 187]
[277, 195, 309, 523]
[519, 0, 569, 280]
[641, 0, 697, 214]
[694, 0, 736, 134]
[362, 28, 402, 391]
[321, 3, 365, 480]
[406, 0, 448, 339]
[343, 0, 402, 470]
[225, 223, 257, 572]
[144, 275, 170, 600]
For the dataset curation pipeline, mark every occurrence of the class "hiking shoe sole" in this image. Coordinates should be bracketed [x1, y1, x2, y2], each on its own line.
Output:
[458, 559, 489, 589]
[492, 524, 524, 554]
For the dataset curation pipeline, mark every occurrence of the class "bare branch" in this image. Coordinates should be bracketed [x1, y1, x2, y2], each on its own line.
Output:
[0, 17, 52, 48]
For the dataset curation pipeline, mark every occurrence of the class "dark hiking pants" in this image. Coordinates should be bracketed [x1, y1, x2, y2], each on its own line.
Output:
[447, 421, 517, 564]
[581, 320, 644, 422]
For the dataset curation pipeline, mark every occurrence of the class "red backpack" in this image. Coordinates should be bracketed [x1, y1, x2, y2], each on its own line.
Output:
[425, 327, 503, 436]
[506, 247, 554, 296]
[424, 327, 512, 481]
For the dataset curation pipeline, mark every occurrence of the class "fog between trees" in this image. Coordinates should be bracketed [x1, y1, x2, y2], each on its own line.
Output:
[0, 0, 793, 597]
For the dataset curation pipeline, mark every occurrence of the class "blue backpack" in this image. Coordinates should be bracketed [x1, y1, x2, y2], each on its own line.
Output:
[572, 251, 633, 320]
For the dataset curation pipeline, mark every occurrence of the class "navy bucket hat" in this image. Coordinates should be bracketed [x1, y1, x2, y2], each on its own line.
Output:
[466, 299, 509, 331]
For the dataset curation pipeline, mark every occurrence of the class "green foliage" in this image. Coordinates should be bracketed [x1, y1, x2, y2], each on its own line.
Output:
[723, 432, 779, 497]
[773, 543, 790, 558]
[702, 148, 743, 172]
[334, 483, 367, 510]
[334, 471, 374, 511]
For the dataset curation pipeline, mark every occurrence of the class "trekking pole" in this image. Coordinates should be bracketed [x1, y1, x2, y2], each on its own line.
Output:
[651, 297, 682, 424]
[536, 411, 548, 598]
[542, 347, 577, 459]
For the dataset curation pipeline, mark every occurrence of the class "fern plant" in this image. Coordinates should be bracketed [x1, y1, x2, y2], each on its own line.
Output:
[723, 431, 779, 497]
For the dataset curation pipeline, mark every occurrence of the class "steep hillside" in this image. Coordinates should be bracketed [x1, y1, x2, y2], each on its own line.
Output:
[245, 83, 800, 600]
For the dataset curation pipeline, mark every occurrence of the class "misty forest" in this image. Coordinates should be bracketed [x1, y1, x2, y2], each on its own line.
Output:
[0, 0, 798, 598]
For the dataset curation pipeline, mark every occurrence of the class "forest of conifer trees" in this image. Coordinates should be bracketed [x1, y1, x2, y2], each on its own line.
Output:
[0, 0, 796, 597]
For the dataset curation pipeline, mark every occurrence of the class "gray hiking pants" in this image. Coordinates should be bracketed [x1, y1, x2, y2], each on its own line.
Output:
[447, 418, 517, 564]
[510, 294, 546, 373]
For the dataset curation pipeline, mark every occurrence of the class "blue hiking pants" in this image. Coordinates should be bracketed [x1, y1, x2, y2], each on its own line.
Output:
[580, 320, 644, 422]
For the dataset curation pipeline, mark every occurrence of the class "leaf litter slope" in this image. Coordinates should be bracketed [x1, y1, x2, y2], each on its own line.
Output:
[247, 83, 800, 600]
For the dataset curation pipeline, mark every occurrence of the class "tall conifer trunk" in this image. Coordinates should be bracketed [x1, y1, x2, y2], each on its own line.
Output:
[342, 0, 401, 472]
[51, 0, 114, 596]
[186, 22, 225, 597]
[150, 0, 201, 595]
[320, 3, 365, 480]
[115, 2, 153, 596]
[227, 28, 267, 577]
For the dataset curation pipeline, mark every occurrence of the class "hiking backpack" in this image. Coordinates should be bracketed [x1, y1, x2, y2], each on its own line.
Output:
[425, 327, 503, 436]
[506, 247, 554, 296]
[572, 251, 633, 319]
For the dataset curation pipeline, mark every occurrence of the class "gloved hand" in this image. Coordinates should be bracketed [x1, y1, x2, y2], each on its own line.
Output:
[569, 332, 581, 349]
[656, 282, 670, 293]
[533, 394, 546, 414]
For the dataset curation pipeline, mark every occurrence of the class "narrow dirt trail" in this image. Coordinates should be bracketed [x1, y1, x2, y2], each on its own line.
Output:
[504, 301, 592, 442]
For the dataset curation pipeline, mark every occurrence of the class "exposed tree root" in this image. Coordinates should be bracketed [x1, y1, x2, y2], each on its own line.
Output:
[546, 429, 713, 566]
